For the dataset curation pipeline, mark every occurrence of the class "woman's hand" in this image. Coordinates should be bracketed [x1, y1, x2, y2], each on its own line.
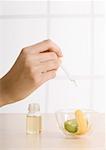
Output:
[0, 40, 62, 106]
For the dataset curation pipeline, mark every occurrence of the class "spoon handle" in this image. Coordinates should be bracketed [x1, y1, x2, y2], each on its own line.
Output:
[61, 65, 77, 86]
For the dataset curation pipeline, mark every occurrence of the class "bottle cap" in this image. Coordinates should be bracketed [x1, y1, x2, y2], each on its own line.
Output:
[28, 103, 40, 113]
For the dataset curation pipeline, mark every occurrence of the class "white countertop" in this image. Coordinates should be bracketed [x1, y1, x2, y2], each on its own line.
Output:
[0, 113, 105, 150]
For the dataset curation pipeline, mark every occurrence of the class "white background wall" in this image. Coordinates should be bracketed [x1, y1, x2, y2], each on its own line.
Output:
[0, 0, 105, 113]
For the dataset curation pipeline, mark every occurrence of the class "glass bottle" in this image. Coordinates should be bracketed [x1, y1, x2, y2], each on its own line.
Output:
[26, 103, 42, 134]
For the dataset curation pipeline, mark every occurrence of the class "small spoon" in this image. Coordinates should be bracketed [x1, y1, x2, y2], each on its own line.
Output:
[61, 64, 77, 86]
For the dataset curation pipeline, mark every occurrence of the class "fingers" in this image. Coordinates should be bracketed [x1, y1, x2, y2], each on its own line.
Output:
[27, 52, 61, 67]
[41, 70, 56, 83]
[41, 59, 61, 73]
[29, 39, 63, 57]
[38, 52, 58, 62]
[29, 59, 60, 87]
[32, 59, 61, 75]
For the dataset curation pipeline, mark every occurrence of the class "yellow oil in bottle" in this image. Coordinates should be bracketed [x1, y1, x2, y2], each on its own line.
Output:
[26, 103, 42, 135]
[26, 115, 41, 134]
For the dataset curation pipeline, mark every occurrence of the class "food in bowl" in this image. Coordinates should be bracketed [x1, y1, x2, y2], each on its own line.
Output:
[64, 109, 89, 135]
[64, 119, 78, 133]
[56, 109, 92, 137]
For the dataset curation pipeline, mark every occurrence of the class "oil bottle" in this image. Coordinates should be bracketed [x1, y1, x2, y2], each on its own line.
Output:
[26, 103, 42, 134]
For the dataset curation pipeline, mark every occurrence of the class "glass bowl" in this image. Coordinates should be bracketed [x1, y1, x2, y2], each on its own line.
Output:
[55, 109, 94, 138]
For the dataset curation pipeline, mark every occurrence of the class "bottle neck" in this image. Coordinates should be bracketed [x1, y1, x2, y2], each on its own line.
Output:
[27, 103, 40, 116]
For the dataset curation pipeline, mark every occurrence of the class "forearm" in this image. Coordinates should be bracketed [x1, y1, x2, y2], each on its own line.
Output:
[0, 78, 8, 106]
[0, 75, 15, 106]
